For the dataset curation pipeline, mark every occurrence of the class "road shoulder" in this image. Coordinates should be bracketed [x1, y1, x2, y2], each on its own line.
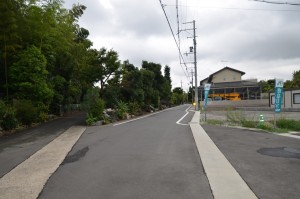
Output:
[189, 111, 257, 199]
[0, 126, 86, 199]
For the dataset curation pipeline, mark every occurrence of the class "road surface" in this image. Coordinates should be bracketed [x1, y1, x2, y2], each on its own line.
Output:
[0, 113, 85, 178]
[202, 124, 300, 199]
[39, 105, 213, 199]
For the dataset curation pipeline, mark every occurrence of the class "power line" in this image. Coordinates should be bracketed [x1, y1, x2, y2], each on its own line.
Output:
[250, 0, 300, 6]
[158, 0, 190, 82]
[165, 4, 300, 12]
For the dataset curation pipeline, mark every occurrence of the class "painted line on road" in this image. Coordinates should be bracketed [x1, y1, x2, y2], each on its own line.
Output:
[0, 126, 86, 199]
[190, 112, 258, 199]
[176, 105, 192, 126]
[113, 107, 173, 126]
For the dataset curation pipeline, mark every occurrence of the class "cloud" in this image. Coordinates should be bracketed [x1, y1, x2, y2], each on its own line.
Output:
[64, 0, 300, 91]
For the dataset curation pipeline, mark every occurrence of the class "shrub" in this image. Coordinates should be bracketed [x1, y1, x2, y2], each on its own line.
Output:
[0, 100, 5, 118]
[276, 118, 300, 131]
[15, 100, 38, 126]
[103, 115, 111, 125]
[85, 113, 97, 126]
[36, 102, 49, 122]
[0, 106, 18, 131]
[241, 120, 257, 128]
[226, 109, 246, 124]
[116, 100, 128, 119]
[128, 101, 141, 115]
[206, 119, 224, 125]
[90, 98, 105, 120]
[258, 121, 275, 131]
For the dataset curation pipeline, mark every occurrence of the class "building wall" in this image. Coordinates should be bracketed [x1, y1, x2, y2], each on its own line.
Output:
[200, 99, 269, 107]
[202, 79, 208, 85]
[212, 70, 242, 83]
[270, 89, 300, 109]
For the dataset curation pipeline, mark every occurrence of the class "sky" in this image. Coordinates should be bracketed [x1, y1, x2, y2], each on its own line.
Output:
[63, 0, 300, 91]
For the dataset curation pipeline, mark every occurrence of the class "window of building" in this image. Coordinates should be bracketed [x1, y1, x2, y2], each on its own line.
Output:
[293, 93, 300, 104]
[271, 95, 275, 105]
[233, 76, 236, 80]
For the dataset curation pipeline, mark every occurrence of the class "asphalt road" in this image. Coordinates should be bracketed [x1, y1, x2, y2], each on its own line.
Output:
[0, 113, 85, 178]
[202, 124, 300, 199]
[39, 105, 213, 199]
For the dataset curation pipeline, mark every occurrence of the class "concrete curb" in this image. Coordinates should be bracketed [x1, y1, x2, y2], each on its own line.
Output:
[190, 111, 257, 199]
[0, 126, 86, 199]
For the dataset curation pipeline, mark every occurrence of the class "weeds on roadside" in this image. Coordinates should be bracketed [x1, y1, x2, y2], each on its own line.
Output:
[206, 119, 224, 125]
[212, 108, 300, 133]
[276, 118, 300, 131]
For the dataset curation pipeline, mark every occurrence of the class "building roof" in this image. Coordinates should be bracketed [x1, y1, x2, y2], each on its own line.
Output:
[200, 66, 246, 85]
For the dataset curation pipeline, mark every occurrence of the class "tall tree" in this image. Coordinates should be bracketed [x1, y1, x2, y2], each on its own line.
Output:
[9, 45, 53, 104]
[291, 70, 300, 88]
[120, 60, 144, 104]
[0, 0, 20, 99]
[164, 65, 171, 87]
[89, 48, 121, 95]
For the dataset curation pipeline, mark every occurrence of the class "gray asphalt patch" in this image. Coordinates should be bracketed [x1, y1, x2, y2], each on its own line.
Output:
[257, 147, 300, 159]
[62, 146, 89, 165]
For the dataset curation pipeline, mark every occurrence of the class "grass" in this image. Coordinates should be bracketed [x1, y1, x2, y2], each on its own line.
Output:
[206, 119, 224, 125]
[276, 118, 300, 131]
[203, 109, 300, 133]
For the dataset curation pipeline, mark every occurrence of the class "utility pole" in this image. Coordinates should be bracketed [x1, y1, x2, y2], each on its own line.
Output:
[191, 70, 194, 104]
[193, 20, 198, 110]
[182, 20, 198, 110]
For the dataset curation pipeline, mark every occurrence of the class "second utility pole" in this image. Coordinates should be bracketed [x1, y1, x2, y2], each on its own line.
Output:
[193, 20, 199, 111]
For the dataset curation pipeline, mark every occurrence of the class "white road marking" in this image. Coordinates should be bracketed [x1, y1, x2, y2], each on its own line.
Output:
[113, 108, 173, 126]
[190, 112, 257, 199]
[176, 105, 192, 126]
[0, 126, 86, 199]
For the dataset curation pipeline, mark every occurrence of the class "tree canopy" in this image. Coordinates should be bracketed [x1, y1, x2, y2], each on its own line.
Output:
[0, 0, 175, 128]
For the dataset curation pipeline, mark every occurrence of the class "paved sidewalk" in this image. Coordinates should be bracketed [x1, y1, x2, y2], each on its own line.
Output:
[190, 111, 257, 199]
[0, 113, 85, 178]
[202, 124, 300, 199]
[0, 126, 86, 199]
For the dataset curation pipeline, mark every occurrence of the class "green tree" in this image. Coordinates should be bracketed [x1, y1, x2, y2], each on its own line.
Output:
[187, 86, 194, 103]
[284, 80, 293, 89]
[120, 60, 144, 105]
[172, 87, 184, 105]
[258, 79, 275, 92]
[164, 65, 171, 87]
[89, 48, 121, 96]
[291, 70, 300, 88]
[141, 69, 155, 106]
[9, 45, 53, 105]
[161, 65, 172, 104]
[0, 0, 20, 99]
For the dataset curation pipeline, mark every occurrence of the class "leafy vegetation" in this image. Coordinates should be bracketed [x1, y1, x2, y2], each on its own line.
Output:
[206, 119, 224, 125]
[276, 118, 300, 131]
[116, 101, 129, 120]
[0, 1, 185, 132]
[204, 109, 300, 133]
[0, 101, 18, 131]
[15, 100, 38, 126]
[258, 70, 300, 92]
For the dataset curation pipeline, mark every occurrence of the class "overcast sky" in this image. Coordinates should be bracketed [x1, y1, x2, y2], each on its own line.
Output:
[64, 0, 300, 91]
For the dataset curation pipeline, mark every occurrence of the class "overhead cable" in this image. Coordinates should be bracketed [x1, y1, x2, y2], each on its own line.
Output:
[158, 0, 190, 81]
[250, 0, 300, 6]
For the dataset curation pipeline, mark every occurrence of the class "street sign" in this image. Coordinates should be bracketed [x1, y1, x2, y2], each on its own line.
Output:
[204, 84, 211, 91]
[274, 79, 283, 113]
[204, 84, 211, 108]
